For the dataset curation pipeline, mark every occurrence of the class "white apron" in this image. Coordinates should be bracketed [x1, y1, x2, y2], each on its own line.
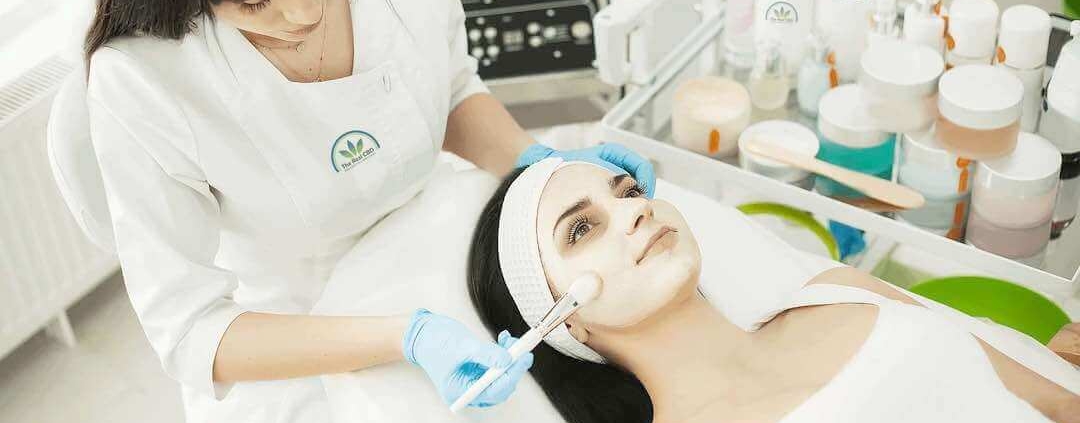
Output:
[186, 4, 436, 422]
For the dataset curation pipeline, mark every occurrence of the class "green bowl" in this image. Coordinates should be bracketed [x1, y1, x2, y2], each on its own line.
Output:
[909, 276, 1070, 344]
[737, 202, 840, 260]
[1066, 0, 1079, 19]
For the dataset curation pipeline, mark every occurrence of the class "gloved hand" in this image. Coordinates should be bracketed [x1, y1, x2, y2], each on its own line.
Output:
[403, 309, 534, 408]
[517, 143, 657, 198]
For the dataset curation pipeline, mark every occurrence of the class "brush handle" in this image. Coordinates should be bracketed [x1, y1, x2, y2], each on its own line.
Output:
[743, 139, 925, 210]
[449, 330, 543, 413]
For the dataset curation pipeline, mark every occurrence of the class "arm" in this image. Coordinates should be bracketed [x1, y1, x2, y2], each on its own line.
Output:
[443, 93, 533, 177]
[809, 267, 1080, 422]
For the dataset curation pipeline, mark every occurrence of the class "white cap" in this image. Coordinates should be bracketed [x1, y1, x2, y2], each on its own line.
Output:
[738, 120, 820, 183]
[948, 0, 1000, 59]
[938, 65, 1023, 130]
[818, 84, 890, 148]
[997, 5, 1051, 69]
[975, 132, 1061, 195]
[860, 37, 944, 98]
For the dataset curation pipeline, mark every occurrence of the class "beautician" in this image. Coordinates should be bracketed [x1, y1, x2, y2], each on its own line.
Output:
[82, 0, 654, 421]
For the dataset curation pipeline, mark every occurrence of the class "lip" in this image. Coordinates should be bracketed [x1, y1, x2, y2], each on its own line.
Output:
[635, 226, 677, 265]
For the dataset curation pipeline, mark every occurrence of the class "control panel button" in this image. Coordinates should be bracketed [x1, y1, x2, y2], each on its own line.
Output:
[571, 21, 592, 39]
[529, 36, 544, 48]
[503, 30, 525, 46]
[471, 46, 485, 58]
[484, 27, 498, 40]
[468, 29, 482, 42]
[543, 26, 558, 39]
[526, 22, 541, 35]
[486, 45, 501, 58]
[553, 50, 563, 59]
[475, 17, 485, 26]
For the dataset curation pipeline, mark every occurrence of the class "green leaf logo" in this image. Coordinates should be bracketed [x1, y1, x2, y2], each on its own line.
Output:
[339, 150, 354, 159]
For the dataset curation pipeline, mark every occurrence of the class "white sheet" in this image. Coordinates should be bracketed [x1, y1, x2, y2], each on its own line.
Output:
[312, 164, 1078, 423]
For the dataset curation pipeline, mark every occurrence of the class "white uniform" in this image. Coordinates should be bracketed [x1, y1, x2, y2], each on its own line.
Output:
[85, 0, 486, 421]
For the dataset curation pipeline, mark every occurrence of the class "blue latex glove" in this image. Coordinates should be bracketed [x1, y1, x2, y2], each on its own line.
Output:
[403, 309, 534, 408]
[516, 143, 657, 198]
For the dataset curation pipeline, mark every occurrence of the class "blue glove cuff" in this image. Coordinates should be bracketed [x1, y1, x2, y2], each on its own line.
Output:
[515, 143, 555, 169]
[402, 308, 433, 365]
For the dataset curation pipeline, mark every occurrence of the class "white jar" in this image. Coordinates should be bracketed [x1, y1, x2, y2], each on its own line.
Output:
[897, 129, 972, 237]
[672, 77, 752, 158]
[971, 132, 1061, 229]
[859, 37, 944, 133]
[738, 120, 820, 188]
[935, 65, 1024, 160]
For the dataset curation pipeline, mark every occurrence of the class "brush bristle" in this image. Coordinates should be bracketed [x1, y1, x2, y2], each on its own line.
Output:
[567, 274, 603, 305]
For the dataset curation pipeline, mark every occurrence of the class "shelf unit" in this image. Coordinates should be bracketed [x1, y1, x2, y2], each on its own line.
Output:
[599, 12, 1080, 304]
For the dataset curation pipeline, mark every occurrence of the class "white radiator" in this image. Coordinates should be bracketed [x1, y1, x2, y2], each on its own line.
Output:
[0, 56, 119, 359]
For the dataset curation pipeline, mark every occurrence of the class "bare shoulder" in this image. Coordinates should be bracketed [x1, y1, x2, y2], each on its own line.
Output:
[804, 266, 920, 306]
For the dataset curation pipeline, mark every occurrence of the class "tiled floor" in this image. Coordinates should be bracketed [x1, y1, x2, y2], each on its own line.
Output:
[0, 1, 1073, 422]
[0, 273, 184, 423]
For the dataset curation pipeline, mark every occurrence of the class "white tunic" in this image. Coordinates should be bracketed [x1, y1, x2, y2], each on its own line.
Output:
[85, 0, 486, 421]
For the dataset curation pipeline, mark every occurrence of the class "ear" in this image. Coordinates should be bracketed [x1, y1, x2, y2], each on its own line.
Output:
[566, 321, 590, 344]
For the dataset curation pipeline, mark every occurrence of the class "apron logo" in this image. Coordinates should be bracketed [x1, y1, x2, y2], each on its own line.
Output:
[331, 130, 381, 173]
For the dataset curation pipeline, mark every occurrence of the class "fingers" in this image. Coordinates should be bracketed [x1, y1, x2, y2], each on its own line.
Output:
[471, 352, 534, 407]
[597, 144, 657, 198]
[471, 340, 513, 370]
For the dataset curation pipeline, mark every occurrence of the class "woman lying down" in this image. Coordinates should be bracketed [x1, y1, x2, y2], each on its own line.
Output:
[467, 158, 1080, 423]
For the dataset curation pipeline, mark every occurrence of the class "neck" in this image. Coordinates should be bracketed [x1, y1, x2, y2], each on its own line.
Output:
[241, 30, 305, 50]
[592, 291, 755, 423]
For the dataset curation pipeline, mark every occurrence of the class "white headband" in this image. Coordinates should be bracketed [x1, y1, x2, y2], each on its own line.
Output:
[498, 158, 607, 364]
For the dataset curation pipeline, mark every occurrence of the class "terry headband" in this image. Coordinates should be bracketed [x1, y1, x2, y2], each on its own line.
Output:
[497, 158, 608, 364]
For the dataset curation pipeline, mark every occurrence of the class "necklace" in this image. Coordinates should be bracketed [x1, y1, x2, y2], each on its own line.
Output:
[252, 1, 329, 82]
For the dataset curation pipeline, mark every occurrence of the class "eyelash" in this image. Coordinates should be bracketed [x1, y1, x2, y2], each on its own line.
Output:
[564, 183, 644, 245]
[240, 0, 270, 13]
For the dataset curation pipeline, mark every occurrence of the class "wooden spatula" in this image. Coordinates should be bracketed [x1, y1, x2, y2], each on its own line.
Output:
[743, 139, 926, 210]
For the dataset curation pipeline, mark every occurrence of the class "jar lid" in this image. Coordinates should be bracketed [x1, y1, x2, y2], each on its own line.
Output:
[738, 120, 820, 168]
[997, 5, 1051, 69]
[860, 38, 944, 98]
[817, 84, 890, 148]
[938, 65, 1023, 130]
[976, 132, 1061, 192]
[948, 0, 1000, 59]
[903, 127, 960, 169]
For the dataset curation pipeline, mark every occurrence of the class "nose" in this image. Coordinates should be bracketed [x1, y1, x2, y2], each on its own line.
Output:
[624, 199, 653, 235]
[281, 0, 323, 25]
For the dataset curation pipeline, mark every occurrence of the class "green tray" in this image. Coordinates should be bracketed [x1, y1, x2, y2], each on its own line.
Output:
[909, 276, 1070, 344]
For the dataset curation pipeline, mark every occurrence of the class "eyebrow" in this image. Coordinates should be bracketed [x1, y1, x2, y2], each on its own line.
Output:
[610, 174, 631, 190]
[553, 199, 591, 236]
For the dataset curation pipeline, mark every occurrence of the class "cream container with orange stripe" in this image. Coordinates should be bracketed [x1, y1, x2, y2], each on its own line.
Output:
[672, 76, 753, 157]
[995, 5, 1051, 132]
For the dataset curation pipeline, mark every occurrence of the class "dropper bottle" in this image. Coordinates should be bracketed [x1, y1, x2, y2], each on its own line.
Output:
[797, 32, 836, 118]
[867, 0, 900, 51]
[749, 38, 790, 111]
[903, 0, 946, 55]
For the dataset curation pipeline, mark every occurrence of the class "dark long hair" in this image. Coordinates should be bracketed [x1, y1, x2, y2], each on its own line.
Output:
[84, 0, 231, 62]
[467, 167, 653, 423]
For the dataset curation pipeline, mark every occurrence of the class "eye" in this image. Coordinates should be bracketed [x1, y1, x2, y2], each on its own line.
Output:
[621, 184, 644, 198]
[567, 216, 594, 245]
[240, 0, 270, 13]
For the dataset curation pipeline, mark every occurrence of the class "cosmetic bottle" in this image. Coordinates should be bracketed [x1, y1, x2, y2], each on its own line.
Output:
[1043, 21, 1080, 237]
[797, 32, 835, 118]
[903, 0, 946, 55]
[815, 0, 872, 82]
[945, 0, 1000, 69]
[754, 0, 813, 77]
[867, 0, 900, 51]
[724, 0, 756, 71]
[749, 39, 790, 111]
[995, 5, 1051, 132]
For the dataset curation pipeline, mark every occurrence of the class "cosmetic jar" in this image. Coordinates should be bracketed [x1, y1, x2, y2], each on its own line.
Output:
[968, 133, 1060, 260]
[897, 129, 973, 238]
[935, 65, 1024, 160]
[738, 120, 820, 189]
[1053, 152, 1080, 238]
[814, 85, 896, 198]
[859, 37, 944, 133]
[903, 0, 946, 55]
[672, 76, 752, 158]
